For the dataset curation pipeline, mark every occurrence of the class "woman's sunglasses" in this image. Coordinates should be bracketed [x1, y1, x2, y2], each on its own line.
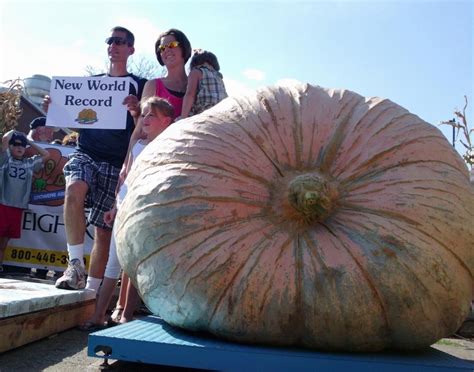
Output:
[105, 37, 130, 46]
[158, 41, 180, 53]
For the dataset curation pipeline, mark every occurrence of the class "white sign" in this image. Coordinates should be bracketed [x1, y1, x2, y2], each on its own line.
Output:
[46, 76, 131, 129]
[5, 205, 94, 271]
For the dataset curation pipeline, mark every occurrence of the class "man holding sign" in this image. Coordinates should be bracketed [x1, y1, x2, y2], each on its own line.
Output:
[44, 26, 147, 290]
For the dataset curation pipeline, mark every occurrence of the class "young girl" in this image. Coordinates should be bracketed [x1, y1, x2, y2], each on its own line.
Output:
[80, 97, 175, 330]
[180, 49, 228, 118]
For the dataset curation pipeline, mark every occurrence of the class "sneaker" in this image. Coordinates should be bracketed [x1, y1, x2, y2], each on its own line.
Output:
[55, 258, 86, 290]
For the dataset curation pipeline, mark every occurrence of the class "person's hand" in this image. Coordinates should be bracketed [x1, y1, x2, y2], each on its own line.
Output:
[104, 208, 117, 227]
[42, 95, 51, 113]
[123, 95, 140, 118]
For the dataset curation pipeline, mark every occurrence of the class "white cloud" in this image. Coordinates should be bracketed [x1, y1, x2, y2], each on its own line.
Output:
[224, 78, 255, 98]
[1, 40, 104, 82]
[242, 68, 265, 82]
[275, 78, 304, 87]
[112, 16, 163, 59]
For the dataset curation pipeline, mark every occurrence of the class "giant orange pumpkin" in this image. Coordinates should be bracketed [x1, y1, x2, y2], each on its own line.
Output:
[115, 83, 474, 351]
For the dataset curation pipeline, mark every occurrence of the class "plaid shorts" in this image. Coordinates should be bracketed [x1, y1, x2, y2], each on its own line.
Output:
[63, 152, 120, 230]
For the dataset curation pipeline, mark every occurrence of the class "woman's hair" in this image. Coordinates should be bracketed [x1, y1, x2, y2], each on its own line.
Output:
[190, 49, 220, 71]
[111, 26, 135, 46]
[140, 96, 175, 119]
[155, 28, 192, 66]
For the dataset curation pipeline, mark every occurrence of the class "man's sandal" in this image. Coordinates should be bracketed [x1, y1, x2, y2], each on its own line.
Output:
[78, 321, 108, 332]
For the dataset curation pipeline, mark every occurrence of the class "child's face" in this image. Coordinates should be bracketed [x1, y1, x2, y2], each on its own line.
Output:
[141, 106, 171, 140]
[9, 143, 26, 159]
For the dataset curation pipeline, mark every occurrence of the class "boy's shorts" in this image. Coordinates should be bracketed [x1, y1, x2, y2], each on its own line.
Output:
[63, 152, 120, 230]
[0, 204, 23, 238]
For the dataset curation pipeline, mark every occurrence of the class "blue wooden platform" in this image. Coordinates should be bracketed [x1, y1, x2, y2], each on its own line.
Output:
[88, 316, 473, 371]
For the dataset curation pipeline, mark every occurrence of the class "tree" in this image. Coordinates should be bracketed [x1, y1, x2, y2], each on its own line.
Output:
[0, 79, 23, 136]
[440, 96, 473, 170]
[84, 54, 161, 80]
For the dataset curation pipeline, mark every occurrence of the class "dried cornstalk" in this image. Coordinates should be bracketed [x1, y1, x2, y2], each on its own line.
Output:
[440, 95, 473, 169]
[0, 79, 23, 136]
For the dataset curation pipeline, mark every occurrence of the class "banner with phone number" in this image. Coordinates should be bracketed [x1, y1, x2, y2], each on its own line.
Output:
[3, 143, 93, 271]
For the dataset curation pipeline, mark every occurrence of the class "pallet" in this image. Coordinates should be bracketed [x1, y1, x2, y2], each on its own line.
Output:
[0, 277, 95, 353]
[88, 316, 474, 371]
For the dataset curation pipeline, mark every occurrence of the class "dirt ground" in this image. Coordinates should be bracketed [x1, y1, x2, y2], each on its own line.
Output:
[0, 323, 472, 371]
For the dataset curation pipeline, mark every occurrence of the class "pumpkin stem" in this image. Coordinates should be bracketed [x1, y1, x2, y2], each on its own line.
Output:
[288, 173, 337, 223]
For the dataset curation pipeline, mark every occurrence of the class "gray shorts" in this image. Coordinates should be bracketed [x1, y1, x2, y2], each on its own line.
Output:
[63, 152, 120, 230]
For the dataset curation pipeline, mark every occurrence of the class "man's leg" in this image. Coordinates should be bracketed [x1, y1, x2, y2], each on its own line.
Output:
[0, 237, 9, 265]
[85, 160, 120, 291]
[55, 180, 89, 289]
[86, 226, 112, 291]
[64, 180, 88, 245]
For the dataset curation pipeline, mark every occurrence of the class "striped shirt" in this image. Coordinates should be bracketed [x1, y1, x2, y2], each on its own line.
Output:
[0, 150, 43, 209]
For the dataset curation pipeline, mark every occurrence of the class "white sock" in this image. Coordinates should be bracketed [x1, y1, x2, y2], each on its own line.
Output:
[67, 243, 84, 265]
[86, 276, 102, 292]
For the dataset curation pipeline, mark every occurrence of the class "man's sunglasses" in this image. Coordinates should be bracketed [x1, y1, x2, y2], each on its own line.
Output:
[105, 37, 130, 46]
[158, 41, 180, 53]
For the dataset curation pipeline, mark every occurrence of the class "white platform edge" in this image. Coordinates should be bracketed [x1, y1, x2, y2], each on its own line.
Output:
[0, 278, 95, 318]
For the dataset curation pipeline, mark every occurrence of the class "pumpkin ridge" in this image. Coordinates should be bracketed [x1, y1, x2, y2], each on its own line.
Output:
[146, 160, 273, 187]
[337, 204, 422, 226]
[180, 167, 272, 192]
[293, 233, 306, 340]
[340, 224, 468, 342]
[253, 233, 295, 323]
[339, 158, 466, 189]
[234, 98, 286, 167]
[291, 90, 304, 168]
[305, 117, 319, 169]
[259, 94, 294, 165]
[370, 112, 414, 138]
[172, 128, 259, 163]
[352, 228, 448, 303]
[145, 195, 268, 208]
[335, 209, 473, 280]
[129, 219, 243, 272]
[210, 109, 288, 178]
[319, 93, 364, 173]
[178, 221, 271, 283]
[206, 229, 287, 329]
[133, 217, 272, 275]
[346, 178, 468, 198]
[319, 223, 392, 338]
[333, 99, 400, 163]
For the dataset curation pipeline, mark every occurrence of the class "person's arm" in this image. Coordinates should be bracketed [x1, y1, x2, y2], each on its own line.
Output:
[42, 95, 51, 113]
[123, 95, 141, 120]
[141, 79, 156, 101]
[28, 140, 50, 162]
[103, 206, 117, 227]
[181, 69, 202, 118]
[1, 130, 14, 152]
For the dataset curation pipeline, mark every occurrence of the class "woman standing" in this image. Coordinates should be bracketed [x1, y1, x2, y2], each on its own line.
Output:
[127, 28, 191, 119]
[110, 29, 192, 325]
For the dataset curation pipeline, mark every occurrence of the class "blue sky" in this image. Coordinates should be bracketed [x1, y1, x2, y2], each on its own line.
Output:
[1, 0, 472, 158]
